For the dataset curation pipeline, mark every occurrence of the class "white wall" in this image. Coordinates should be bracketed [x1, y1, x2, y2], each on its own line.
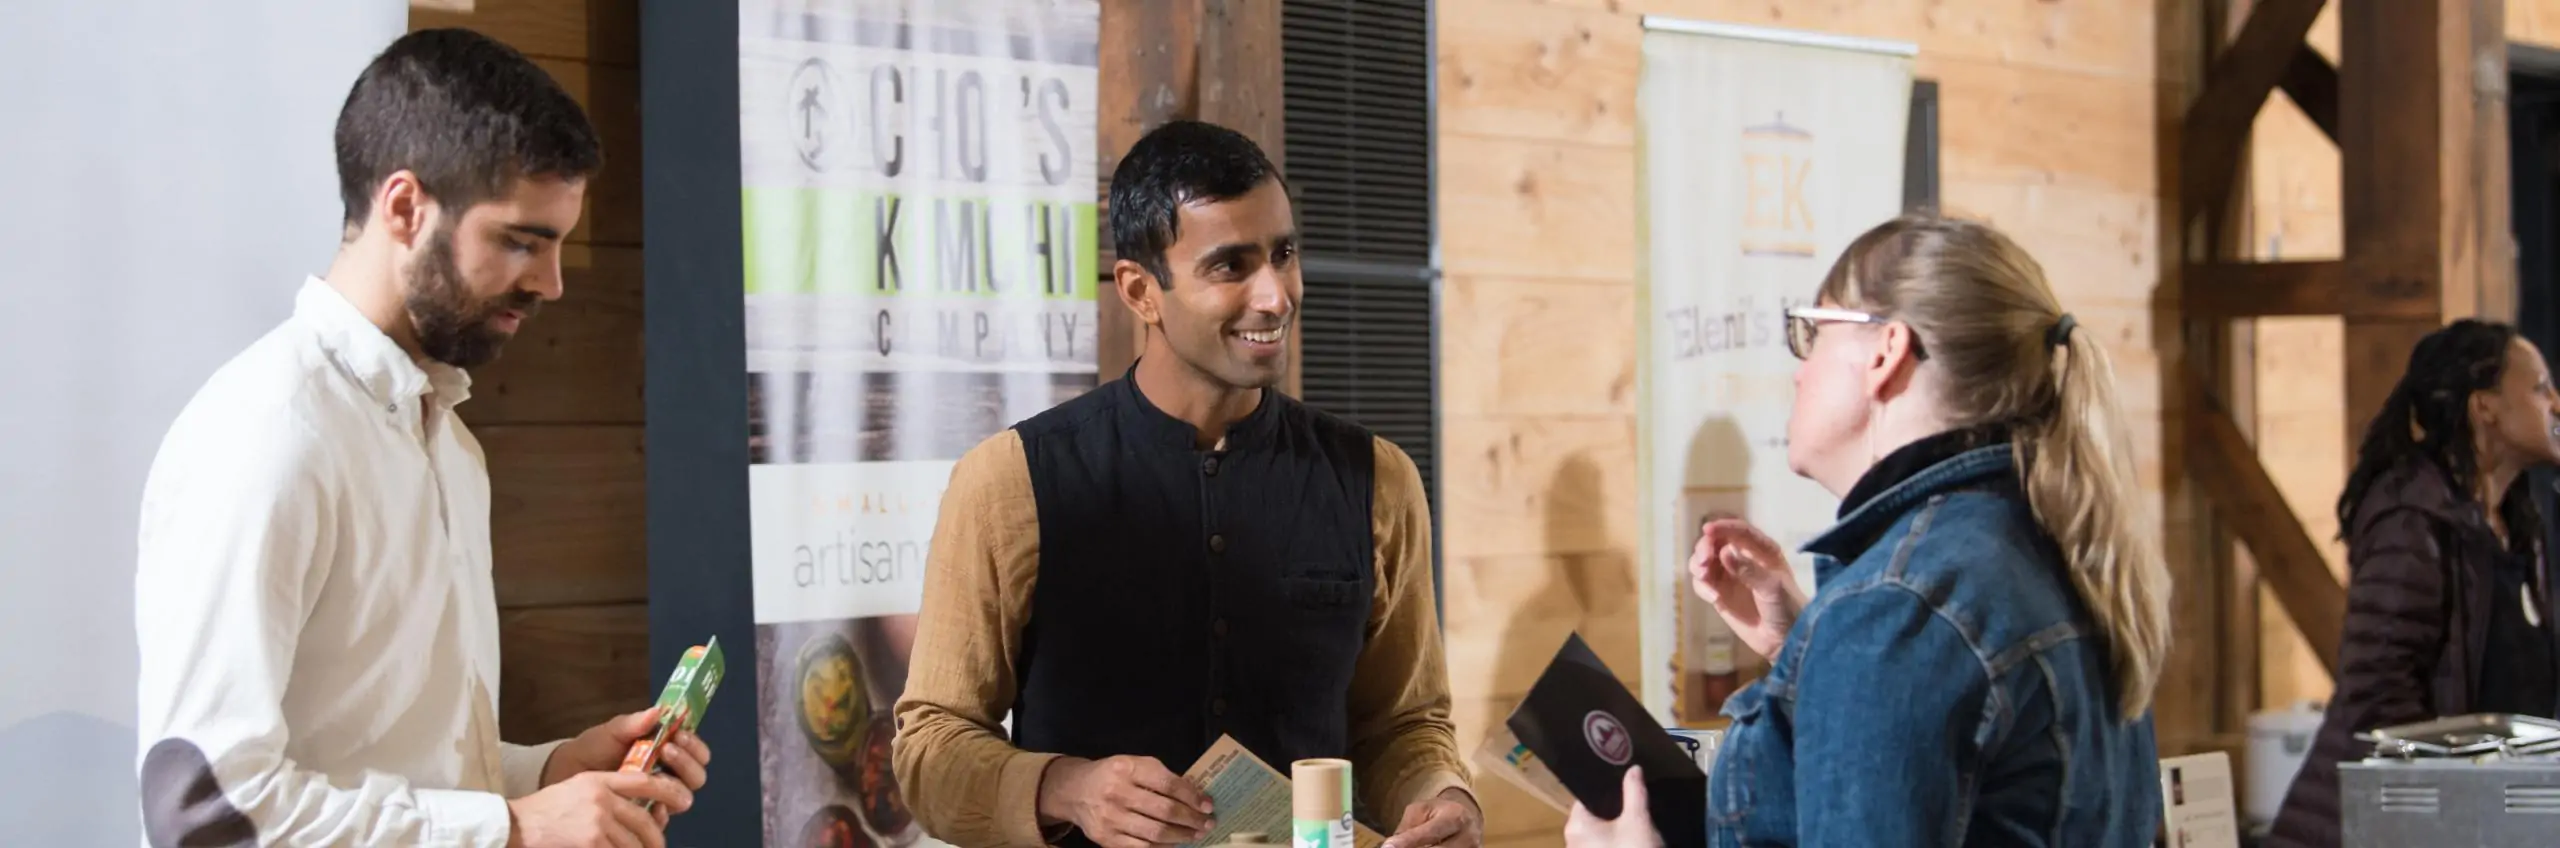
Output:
[0, 1, 405, 842]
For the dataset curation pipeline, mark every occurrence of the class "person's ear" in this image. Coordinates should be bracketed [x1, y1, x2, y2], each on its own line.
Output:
[374, 169, 433, 248]
[1864, 321, 1919, 397]
[1115, 259, 1163, 328]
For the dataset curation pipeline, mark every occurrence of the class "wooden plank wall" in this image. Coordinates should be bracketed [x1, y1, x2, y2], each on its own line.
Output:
[1436, 2, 2197, 843]
[2243, 0, 2560, 714]
[410, 0, 650, 745]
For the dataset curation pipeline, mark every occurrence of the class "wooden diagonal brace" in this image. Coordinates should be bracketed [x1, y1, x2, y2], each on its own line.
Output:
[2186, 379, 2345, 674]
[2279, 46, 2340, 143]
[2179, 0, 2329, 224]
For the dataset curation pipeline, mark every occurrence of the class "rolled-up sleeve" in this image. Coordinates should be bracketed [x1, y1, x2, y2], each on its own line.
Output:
[134, 428, 513, 847]
[502, 741, 567, 799]
[1347, 437, 1473, 822]
[893, 431, 1058, 848]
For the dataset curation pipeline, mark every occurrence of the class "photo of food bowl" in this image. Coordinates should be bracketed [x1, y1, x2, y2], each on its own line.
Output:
[851, 712, 917, 846]
[800, 803, 873, 848]
[796, 632, 869, 768]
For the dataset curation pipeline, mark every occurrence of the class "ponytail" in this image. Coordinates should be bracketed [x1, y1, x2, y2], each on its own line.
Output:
[2016, 324, 2172, 719]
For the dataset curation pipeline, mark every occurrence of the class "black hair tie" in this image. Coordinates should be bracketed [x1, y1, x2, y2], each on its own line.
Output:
[2046, 313, 2078, 348]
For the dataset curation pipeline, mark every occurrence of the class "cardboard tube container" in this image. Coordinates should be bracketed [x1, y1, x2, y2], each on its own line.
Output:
[1290, 758, 1354, 848]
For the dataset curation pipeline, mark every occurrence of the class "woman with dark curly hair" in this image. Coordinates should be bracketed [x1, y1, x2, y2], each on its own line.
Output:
[2269, 319, 2560, 847]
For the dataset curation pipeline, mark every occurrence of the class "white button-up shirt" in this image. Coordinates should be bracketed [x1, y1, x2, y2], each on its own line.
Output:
[134, 278, 562, 847]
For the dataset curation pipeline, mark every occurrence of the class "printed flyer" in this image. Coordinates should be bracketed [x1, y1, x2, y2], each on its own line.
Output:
[737, 0, 1100, 843]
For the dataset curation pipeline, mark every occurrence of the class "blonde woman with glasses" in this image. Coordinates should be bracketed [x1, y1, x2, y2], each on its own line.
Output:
[1567, 215, 2171, 847]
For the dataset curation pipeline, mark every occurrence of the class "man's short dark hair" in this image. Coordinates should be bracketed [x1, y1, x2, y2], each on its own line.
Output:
[1108, 120, 1286, 286]
[333, 28, 602, 230]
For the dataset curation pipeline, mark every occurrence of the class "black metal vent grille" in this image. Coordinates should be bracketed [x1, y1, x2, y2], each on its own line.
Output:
[1282, 0, 1438, 530]
[1282, 0, 1431, 265]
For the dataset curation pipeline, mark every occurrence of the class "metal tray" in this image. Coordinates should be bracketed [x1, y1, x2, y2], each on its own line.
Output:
[2358, 713, 2560, 758]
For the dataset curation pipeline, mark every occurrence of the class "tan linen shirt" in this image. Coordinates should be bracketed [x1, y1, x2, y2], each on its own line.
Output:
[892, 428, 1470, 848]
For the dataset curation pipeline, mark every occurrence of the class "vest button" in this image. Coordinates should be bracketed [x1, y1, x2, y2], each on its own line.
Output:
[1209, 534, 1227, 554]
[1203, 455, 1221, 476]
[1212, 698, 1228, 716]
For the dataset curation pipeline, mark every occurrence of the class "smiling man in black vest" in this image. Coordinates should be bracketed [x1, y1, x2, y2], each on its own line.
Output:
[891, 120, 1478, 848]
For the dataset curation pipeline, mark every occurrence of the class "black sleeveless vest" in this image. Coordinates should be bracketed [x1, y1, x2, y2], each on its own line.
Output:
[1009, 371, 1377, 814]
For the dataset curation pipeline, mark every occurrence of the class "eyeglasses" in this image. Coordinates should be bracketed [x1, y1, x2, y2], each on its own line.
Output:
[1783, 306, 1927, 361]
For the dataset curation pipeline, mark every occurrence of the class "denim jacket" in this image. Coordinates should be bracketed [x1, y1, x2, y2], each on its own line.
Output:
[1707, 438, 2162, 846]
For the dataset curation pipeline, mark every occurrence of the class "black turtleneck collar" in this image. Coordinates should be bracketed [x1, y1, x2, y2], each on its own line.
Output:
[1114, 359, 1283, 452]
[1837, 424, 2014, 518]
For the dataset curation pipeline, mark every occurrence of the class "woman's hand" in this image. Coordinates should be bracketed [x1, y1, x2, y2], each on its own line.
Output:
[1689, 517, 1808, 660]
[1564, 767, 1663, 848]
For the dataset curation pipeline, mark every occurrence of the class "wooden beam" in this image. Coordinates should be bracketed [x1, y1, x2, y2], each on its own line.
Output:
[2278, 46, 2339, 143]
[2179, 0, 2327, 224]
[2342, 318, 2435, 439]
[2339, 0, 2505, 445]
[2182, 260, 2436, 317]
[1196, 0, 1296, 396]
[2470, 0, 2516, 323]
[2187, 382, 2346, 674]
[1097, 0, 1200, 384]
[1197, 0, 1285, 165]
[2218, 320, 2265, 752]
[2152, 0, 2230, 757]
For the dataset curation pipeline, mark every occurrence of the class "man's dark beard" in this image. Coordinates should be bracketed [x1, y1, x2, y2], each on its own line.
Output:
[405, 225, 538, 369]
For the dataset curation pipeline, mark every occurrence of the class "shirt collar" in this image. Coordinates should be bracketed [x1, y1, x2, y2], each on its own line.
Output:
[1834, 424, 2012, 519]
[1803, 437, 2016, 578]
[295, 277, 473, 413]
[1114, 359, 1281, 452]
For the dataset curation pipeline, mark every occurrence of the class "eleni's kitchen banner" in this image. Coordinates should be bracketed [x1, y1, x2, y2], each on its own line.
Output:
[1632, 18, 1911, 725]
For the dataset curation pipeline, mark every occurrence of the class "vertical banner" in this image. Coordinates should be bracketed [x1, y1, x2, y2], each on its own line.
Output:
[737, 0, 1099, 843]
[1633, 20, 1911, 723]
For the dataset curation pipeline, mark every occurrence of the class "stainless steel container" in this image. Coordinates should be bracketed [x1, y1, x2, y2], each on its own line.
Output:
[2338, 713, 2560, 846]
[2340, 757, 2560, 846]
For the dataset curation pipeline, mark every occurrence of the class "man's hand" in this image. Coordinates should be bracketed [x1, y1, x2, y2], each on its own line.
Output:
[1563, 767, 1663, 848]
[1382, 787, 1482, 848]
[1035, 755, 1215, 848]
[543, 707, 712, 795]
[505, 770, 691, 848]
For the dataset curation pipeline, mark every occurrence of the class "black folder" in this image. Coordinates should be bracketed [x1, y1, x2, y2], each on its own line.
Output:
[1503, 632, 1708, 848]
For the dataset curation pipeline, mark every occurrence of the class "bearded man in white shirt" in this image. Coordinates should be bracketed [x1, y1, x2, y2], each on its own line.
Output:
[133, 28, 709, 848]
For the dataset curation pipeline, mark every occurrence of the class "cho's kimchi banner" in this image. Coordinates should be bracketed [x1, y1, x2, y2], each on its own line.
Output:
[737, 0, 1099, 842]
[1634, 20, 1911, 721]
